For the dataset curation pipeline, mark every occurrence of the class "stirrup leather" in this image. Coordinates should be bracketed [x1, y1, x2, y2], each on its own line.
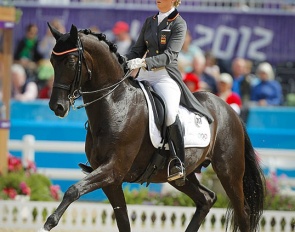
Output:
[167, 157, 185, 182]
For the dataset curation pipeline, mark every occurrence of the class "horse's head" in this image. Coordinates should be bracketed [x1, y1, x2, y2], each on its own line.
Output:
[48, 23, 82, 117]
[48, 23, 124, 117]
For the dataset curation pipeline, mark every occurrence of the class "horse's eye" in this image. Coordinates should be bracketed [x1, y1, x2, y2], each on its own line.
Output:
[66, 55, 77, 70]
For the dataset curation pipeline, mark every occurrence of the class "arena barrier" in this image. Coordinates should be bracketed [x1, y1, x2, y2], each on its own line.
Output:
[0, 200, 294, 232]
[8, 134, 295, 196]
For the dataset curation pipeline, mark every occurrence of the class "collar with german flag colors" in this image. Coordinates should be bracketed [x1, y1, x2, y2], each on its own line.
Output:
[153, 8, 179, 22]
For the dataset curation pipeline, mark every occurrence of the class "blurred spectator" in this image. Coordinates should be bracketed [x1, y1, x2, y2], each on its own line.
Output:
[14, 23, 43, 80]
[11, 64, 38, 101]
[36, 59, 55, 90]
[178, 30, 203, 74]
[0, 30, 3, 53]
[81, 0, 113, 3]
[0, 80, 2, 102]
[38, 18, 65, 59]
[204, 50, 220, 81]
[251, 62, 283, 106]
[39, 75, 54, 99]
[218, 73, 242, 115]
[231, 57, 252, 103]
[189, 54, 218, 94]
[0, 62, 3, 101]
[112, 21, 135, 55]
[245, 59, 260, 86]
[183, 72, 200, 92]
[89, 25, 101, 33]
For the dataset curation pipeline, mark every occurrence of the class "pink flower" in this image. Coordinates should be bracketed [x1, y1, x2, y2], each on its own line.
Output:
[8, 155, 22, 172]
[26, 160, 37, 173]
[19, 182, 31, 196]
[50, 185, 60, 200]
[3, 188, 17, 199]
[266, 171, 280, 196]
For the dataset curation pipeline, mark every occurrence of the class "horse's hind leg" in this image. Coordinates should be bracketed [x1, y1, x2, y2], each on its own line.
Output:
[102, 185, 131, 232]
[170, 173, 217, 232]
[213, 158, 250, 232]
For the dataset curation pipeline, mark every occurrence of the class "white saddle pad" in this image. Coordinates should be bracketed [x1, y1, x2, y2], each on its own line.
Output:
[139, 82, 211, 149]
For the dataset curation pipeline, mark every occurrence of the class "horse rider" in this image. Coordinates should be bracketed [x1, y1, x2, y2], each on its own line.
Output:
[125, 0, 213, 186]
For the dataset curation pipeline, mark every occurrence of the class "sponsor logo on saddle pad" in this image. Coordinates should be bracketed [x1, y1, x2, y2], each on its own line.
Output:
[139, 82, 211, 149]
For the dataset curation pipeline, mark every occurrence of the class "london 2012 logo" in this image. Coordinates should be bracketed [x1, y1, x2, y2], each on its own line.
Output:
[193, 24, 274, 61]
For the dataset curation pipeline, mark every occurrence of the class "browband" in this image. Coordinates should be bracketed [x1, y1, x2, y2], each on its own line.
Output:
[52, 48, 78, 56]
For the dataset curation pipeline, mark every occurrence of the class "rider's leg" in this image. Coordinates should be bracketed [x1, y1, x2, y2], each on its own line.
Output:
[166, 115, 186, 185]
[150, 71, 186, 185]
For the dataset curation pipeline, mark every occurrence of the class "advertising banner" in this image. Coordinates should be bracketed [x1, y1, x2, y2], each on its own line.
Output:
[14, 7, 295, 65]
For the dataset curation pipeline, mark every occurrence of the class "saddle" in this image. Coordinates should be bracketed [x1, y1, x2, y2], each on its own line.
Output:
[134, 81, 210, 186]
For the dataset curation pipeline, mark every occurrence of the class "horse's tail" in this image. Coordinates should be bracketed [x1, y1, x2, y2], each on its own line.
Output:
[232, 122, 265, 231]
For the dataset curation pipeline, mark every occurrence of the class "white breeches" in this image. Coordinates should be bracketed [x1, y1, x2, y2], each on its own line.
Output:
[137, 68, 181, 126]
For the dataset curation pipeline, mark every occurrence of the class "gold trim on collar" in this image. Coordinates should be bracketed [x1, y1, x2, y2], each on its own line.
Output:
[168, 13, 179, 21]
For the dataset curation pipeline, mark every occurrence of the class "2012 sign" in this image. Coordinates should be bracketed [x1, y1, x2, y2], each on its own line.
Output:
[193, 24, 274, 61]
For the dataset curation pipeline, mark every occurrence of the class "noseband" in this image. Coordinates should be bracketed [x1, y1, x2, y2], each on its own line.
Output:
[52, 31, 131, 110]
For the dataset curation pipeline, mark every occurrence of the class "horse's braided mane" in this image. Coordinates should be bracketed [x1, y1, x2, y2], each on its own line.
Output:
[80, 28, 126, 65]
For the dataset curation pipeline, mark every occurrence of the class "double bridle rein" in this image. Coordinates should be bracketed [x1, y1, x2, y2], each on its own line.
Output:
[52, 31, 131, 110]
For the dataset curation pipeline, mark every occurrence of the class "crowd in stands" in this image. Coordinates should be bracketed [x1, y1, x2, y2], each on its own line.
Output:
[9, 22, 55, 101]
[6, 19, 289, 123]
[179, 38, 285, 121]
[7, 19, 136, 102]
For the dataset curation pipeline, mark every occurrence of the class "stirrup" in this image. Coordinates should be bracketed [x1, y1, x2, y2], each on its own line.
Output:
[167, 157, 185, 182]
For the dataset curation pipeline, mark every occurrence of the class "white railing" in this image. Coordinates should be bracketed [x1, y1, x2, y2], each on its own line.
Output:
[0, 200, 294, 232]
[9, 134, 86, 180]
[8, 135, 295, 186]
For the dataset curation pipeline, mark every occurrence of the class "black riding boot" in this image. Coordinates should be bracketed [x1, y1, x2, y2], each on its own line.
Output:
[167, 115, 186, 186]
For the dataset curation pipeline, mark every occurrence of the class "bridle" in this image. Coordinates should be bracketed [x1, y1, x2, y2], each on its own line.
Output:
[52, 31, 131, 110]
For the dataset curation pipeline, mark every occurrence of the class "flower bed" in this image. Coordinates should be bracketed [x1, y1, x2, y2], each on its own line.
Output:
[120, 166, 295, 211]
[0, 154, 62, 201]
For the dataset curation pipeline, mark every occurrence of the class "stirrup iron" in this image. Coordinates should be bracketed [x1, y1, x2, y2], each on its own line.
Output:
[167, 157, 185, 182]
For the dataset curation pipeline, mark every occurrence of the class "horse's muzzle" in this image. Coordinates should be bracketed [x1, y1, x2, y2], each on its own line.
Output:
[49, 101, 69, 118]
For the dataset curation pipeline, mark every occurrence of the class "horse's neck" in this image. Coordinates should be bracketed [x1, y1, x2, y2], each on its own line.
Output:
[84, 38, 124, 85]
[84, 79, 140, 128]
[83, 80, 128, 120]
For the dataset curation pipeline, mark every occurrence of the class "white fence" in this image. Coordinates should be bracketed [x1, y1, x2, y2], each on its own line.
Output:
[8, 135, 295, 192]
[4, 135, 295, 231]
[8, 135, 86, 180]
[0, 200, 295, 232]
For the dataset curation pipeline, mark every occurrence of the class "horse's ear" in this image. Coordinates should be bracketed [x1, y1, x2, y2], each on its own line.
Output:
[47, 22, 62, 41]
[69, 24, 78, 44]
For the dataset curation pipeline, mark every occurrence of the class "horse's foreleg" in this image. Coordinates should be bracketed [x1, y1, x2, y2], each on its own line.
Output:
[39, 165, 118, 231]
[103, 185, 131, 232]
[170, 173, 216, 232]
[39, 185, 79, 231]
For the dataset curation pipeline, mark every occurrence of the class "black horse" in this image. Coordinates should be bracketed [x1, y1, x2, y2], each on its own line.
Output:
[39, 24, 265, 232]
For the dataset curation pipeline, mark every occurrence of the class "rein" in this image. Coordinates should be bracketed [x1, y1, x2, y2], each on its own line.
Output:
[52, 31, 130, 110]
[76, 70, 132, 109]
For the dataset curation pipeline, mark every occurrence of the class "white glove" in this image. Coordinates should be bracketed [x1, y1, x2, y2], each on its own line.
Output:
[127, 58, 146, 70]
